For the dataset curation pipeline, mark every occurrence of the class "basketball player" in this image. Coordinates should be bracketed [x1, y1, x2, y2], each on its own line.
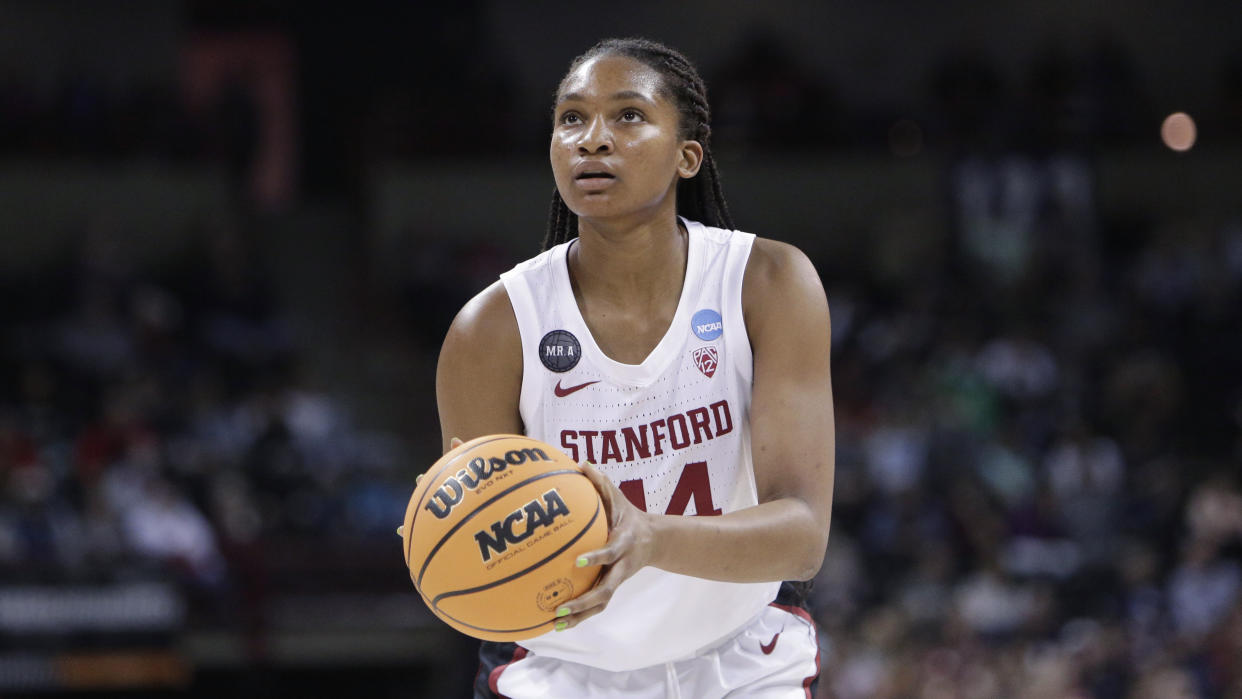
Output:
[435, 38, 834, 698]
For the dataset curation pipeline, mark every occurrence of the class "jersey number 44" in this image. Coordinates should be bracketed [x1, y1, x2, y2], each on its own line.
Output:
[618, 461, 722, 516]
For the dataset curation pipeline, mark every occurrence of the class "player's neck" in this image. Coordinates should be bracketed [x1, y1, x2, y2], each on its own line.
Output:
[570, 215, 687, 309]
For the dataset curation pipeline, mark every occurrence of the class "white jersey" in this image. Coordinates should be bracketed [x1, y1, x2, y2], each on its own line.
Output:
[499, 218, 780, 672]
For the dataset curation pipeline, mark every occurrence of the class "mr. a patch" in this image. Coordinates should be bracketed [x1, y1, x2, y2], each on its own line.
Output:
[539, 330, 581, 372]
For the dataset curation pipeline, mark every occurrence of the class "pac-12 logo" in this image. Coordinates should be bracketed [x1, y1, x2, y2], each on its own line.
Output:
[691, 309, 723, 341]
[692, 347, 718, 378]
[539, 330, 581, 372]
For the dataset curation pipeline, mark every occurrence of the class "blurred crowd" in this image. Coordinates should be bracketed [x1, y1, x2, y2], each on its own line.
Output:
[814, 150, 1242, 696]
[1, 10, 1241, 698]
[0, 220, 408, 613]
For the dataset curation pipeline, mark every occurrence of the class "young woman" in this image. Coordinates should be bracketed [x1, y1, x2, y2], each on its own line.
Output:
[435, 37, 835, 698]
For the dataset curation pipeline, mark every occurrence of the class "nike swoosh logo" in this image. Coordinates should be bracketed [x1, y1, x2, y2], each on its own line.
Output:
[553, 379, 599, 397]
[760, 632, 780, 655]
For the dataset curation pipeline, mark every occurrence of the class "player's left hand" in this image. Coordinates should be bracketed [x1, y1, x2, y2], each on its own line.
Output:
[552, 461, 656, 631]
[401, 438, 465, 538]
[415, 437, 464, 487]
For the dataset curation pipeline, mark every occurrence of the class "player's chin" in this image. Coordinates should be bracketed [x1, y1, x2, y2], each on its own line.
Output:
[566, 200, 628, 223]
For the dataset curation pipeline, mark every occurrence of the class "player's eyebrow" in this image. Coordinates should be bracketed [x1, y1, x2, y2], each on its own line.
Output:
[557, 90, 657, 106]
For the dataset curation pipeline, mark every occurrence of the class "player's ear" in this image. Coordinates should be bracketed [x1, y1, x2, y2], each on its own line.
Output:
[677, 140, 703, 179]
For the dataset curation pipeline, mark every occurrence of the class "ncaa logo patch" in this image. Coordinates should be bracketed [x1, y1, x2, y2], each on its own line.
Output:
[539, 330, 581, 372]
[692, 346, 718, 378]
[691, 309, 723, 341]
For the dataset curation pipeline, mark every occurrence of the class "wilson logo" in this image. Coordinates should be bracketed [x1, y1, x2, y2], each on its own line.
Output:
[475, 489, 570, 562]
[424, 448, 551, 520]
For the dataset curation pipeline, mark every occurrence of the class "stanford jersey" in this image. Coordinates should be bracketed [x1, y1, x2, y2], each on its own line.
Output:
[499, 218, 779, 671]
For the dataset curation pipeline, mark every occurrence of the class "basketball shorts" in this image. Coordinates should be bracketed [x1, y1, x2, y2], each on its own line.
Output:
[474, 583, 819, 699]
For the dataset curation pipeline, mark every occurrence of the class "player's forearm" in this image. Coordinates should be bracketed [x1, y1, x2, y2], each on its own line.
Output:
[646, 498, 829, 583]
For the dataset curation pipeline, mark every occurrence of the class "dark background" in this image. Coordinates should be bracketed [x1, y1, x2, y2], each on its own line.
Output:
[1, 1, 1241, 697]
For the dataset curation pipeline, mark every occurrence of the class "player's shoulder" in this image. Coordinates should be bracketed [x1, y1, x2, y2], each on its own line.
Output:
[744, 236, 821, 293]
[444, 279, 519, 350]
[740, 235, 828, 336]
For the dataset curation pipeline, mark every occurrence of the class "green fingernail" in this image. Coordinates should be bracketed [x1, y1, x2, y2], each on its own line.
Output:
[396, 525, 405, 537]
[555, 621, 568, 632]
[556, 606, 570, 618]
[576, 556, 588, 568]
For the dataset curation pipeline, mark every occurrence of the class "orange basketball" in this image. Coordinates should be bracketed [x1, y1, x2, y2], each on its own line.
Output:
[400, 434, 608, 641]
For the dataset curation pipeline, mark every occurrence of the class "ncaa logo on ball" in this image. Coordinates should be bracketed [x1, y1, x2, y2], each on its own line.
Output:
[539, 330, 581, 372]
[691, 309, 723, 341]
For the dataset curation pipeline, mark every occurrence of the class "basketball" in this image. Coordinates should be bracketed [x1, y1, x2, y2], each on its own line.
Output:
[400, 434, 608, 641]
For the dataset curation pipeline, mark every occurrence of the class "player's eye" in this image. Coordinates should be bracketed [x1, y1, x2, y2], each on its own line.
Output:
[559, 112, 582, 126]
[620, 110, 643, 122]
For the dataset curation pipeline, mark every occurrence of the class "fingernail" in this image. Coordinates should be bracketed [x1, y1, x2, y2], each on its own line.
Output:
[416, 474, 424, 485]
[555, 621, 568, 632]
[556, 606, 570, 618]
[576, 556, 588, 568]
[396, 525, 405, 537]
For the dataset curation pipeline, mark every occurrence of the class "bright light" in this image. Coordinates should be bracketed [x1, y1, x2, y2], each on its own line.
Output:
[1161, 112, 1196, 152]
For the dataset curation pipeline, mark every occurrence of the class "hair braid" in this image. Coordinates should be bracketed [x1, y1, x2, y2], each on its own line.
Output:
[543, 38, 734, 250]
[544, 189, 578, 251]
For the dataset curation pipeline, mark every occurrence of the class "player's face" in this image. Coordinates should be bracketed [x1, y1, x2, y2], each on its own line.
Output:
[550, 55, 698, 225]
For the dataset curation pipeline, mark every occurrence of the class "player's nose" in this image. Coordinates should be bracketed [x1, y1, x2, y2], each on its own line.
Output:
[577, 116, 613, 154]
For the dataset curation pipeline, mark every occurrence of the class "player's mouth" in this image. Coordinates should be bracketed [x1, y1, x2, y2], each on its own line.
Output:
[574, 171, 616, 191]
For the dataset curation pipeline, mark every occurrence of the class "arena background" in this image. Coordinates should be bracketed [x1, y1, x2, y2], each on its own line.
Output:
[1, 1, 1240, 697]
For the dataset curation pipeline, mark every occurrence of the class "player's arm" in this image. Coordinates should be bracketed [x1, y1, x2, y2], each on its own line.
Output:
[435, 280, 524, 451]
[733, 238, 835, 578]
[560, 239, 833, 628]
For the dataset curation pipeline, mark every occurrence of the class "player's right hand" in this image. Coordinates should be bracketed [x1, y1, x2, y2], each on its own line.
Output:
[550, 461, 657, 631]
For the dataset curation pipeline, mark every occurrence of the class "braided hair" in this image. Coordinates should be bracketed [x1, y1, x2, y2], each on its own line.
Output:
[543, 38, 734, 250]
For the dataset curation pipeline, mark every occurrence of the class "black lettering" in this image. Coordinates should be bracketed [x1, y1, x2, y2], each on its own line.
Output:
[457, 468, 480, 489]
[499, 510, 524, 543]
[467, 457, 493, 483]
[474, 511, 516, 562]
[507, 448, 549, 465]
[524, 499, 551, 531]
[425, 478, 464, 519]
[474, 490, 571, 563]
[543, 489, 570, 518]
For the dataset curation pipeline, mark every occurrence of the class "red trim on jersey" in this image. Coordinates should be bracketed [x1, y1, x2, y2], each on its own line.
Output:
[769, 603, 820, 699]
[488, 645, 528, 698]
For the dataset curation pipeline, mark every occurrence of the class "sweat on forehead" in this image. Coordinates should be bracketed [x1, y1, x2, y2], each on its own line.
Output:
[556, 54, 670, 103]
